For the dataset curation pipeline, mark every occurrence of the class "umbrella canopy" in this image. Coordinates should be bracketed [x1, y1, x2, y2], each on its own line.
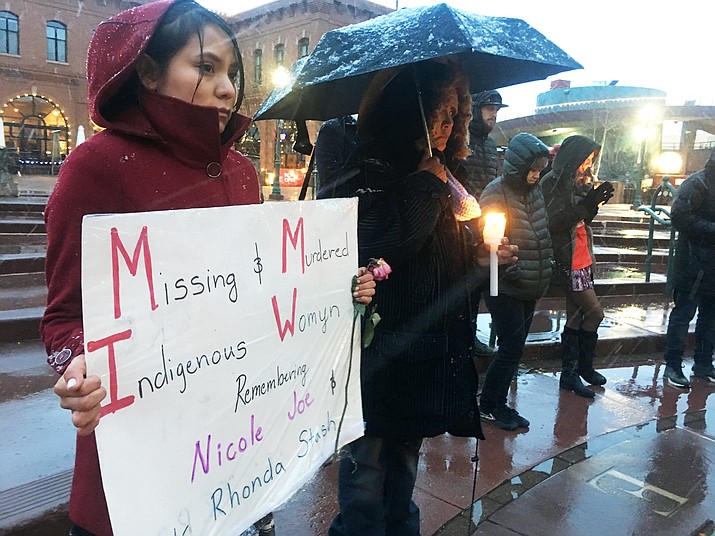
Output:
[254, 3, 582, 121]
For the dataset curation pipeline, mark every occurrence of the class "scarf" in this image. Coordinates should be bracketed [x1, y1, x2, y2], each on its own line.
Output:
[446, 167, 481, 221]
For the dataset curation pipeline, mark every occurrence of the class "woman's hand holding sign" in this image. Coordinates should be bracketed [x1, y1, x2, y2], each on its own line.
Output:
[353, 267, 376, 304]
[55, 354, 107, 436]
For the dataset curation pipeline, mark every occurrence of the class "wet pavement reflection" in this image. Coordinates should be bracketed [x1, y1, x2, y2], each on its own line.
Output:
[257, 362, 715, 535]
[3, 359, 714, 535]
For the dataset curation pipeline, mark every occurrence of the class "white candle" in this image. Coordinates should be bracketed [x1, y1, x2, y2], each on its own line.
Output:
[482, 212, 506, 297]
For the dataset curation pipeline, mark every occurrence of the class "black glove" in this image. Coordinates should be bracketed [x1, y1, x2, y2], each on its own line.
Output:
[594, 181, 615, 205]
[578, 181, 614, 215]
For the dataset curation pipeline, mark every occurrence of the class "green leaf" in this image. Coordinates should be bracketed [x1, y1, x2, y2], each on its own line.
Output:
[362, 311, 381, 348]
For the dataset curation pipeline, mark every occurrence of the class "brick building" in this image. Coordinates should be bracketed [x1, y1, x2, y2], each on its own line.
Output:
[0, 0, 391, 179]
[231, 0, 392, 187]
[0, 0, 144, 172]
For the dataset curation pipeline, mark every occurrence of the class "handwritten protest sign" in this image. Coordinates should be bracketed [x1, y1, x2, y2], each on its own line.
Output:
[81, 199, 363, 535]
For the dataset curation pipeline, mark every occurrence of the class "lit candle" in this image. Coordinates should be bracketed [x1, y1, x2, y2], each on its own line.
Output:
[482, 212, 506, 296]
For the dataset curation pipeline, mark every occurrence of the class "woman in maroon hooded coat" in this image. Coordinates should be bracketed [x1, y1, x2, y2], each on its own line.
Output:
[40, 2, 375, 534]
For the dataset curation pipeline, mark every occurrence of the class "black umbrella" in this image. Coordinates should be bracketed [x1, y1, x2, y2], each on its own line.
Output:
[254, 3, 582, 121]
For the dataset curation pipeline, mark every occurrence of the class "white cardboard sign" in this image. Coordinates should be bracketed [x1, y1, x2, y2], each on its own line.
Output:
[81, 199, 363, 535]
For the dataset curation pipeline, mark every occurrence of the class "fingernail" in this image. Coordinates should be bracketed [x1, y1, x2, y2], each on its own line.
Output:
[67, 378, 77, 389]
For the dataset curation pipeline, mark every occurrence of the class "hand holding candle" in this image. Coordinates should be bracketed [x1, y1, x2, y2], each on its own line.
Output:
[482, 212, 507, 296]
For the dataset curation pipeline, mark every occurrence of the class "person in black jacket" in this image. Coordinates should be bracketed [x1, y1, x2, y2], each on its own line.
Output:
[662, 149, 715, 388]
[457, 89, 507, 198]
[477, 133, 553, 431]
[315, 114, 359, 199]
[454, 90, 508, 359]
[541, 135, 614, 398]
[327, 61, 517, 536]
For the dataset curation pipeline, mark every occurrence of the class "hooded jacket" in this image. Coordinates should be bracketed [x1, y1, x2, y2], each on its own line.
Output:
[670, 150, 715, 295]
[479, 133, 553, 300]
[540, 135, 601, 287]
[40, 2, 259, 533]
[455, 90, 500, 198]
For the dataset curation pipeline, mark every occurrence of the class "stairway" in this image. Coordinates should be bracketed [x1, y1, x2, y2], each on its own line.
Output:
[0, 197, 47, 343]
[0, 195, 75, 536]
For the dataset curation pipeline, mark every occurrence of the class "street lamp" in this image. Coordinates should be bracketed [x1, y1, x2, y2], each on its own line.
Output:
[269, 66, 290, 201]
[632, 104, 659, 209]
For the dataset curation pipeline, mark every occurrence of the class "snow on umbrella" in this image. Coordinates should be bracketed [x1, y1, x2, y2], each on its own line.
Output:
[254, 3, 582, 121]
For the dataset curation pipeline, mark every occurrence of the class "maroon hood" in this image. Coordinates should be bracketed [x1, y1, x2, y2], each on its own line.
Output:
[87, 0, 252, 142]
[88, 0, 175, 128]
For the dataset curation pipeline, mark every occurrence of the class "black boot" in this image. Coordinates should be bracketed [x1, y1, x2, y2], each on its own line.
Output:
[577, 329, 607, 386]
[560, 327, 595, 398]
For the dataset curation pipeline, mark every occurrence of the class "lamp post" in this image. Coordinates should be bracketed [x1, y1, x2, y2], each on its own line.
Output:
[632, 104, 659, 210]
[269, 66, 290, 201]
[632, 135, 647, 209]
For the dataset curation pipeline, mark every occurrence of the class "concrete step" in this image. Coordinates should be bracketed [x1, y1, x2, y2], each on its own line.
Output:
[0, 273, 46, 343]
[0, 253, 45, 275]
[0, 219, 46, 234]
[0, 234, 47, 247]
[0, 198, 47, 213]
[0, 272, 45, 290]
[0, 274, 47, 312]
[478, 293, 681, 365]
[0, 244, 46, 255]
[593, 234, 674, 250]
[593, 247, 669, 264]
[0, 472, 72, 536]
[0, 307, 44, 343]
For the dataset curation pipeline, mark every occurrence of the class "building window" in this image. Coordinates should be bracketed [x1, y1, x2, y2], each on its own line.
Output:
[0, 11, 19, 55]
[46, 21, 67, 63]
[298, 37, 309, 58]
[254, 49, 262, 85]
[274, 43, 284, 66]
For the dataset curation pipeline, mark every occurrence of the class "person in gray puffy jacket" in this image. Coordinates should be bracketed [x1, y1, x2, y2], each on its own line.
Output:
[477, 132, 553, 431]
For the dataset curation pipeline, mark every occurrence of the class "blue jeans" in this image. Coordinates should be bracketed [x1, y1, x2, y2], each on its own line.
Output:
[329, 435, 423, 536]
[664, 289, 715, 367]
[480, 294, 536, 410]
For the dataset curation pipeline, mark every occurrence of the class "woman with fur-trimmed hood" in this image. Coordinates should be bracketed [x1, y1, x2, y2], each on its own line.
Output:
[328, 60, 517, 536]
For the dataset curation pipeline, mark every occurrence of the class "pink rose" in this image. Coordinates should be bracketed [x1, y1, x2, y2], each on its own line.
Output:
[367, 258, 392, 281]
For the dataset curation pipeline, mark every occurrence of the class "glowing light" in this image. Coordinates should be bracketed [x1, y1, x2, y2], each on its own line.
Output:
[633, 124, 649, 141]
[639, 104, 659, 123]
[656, 152, 683, 174]
[272, 66, 290, 88]
[483, 212, 506, 245]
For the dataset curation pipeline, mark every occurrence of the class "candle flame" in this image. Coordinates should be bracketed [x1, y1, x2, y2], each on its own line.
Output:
[483, 212, 506, 245]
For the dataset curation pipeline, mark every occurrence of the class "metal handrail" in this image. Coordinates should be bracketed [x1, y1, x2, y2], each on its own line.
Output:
[636, 176, 677, 296]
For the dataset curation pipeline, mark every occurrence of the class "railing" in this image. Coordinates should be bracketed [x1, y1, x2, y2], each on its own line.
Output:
[636, 176, 677, 296]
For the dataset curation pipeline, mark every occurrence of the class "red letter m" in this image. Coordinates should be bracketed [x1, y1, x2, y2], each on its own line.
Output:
[282, 218, 305, 274]
[111, 226, 158, 319]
